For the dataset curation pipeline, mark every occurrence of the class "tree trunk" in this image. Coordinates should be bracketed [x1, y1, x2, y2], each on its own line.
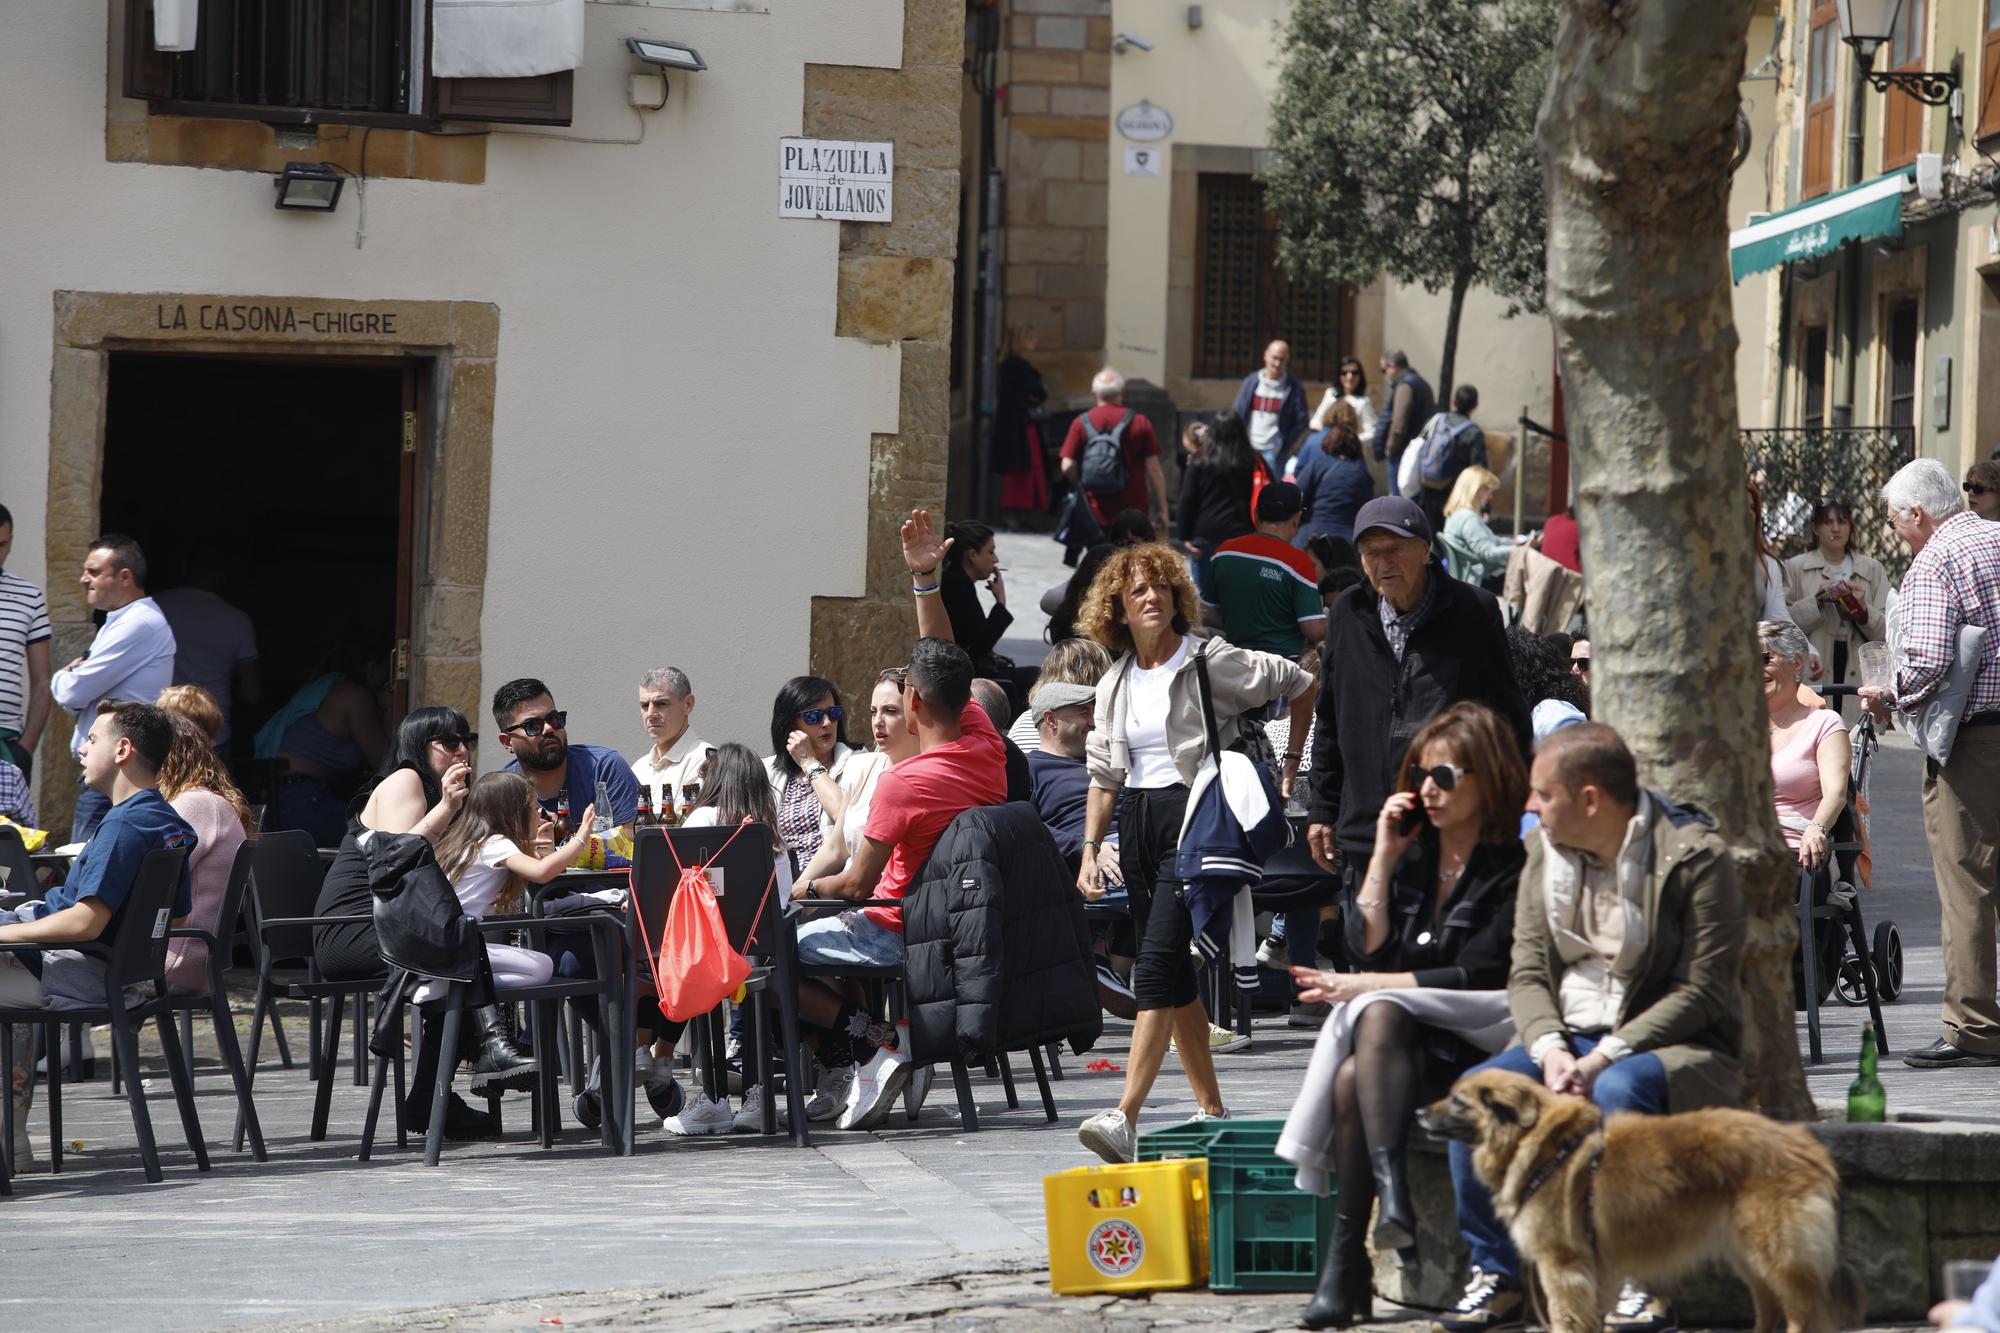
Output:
[1438, 262, 1473, 408]
[1536, 0, 1812, 1118]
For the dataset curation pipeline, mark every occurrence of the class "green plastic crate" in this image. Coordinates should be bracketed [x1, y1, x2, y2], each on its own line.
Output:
[1204, 1126, 1335, 1293]
[1136, 1117, 1285, 1162]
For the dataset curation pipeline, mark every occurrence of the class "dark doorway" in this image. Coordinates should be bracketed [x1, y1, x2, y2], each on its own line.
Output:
[100, 352, 414, 796]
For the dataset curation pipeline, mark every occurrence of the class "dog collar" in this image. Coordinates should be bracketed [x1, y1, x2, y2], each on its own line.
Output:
[1515, 1124, 1608, 1251]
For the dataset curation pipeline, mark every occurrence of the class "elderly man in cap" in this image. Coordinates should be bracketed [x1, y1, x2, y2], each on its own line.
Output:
[1026, 678, 1108, 873]
[1306, 496, 1529, 879]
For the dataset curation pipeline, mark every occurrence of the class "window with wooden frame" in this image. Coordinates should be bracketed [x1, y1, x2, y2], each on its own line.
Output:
[1883, 298, 1920, 446]
[123, 0, 572, 128]
[1980, 0, 2000, 141]
[1193, 173, 1349, 383]
[1882, 0, 1928, 169]
[1804, 0, 1839, 198]
[1801, 324, 1829, 429]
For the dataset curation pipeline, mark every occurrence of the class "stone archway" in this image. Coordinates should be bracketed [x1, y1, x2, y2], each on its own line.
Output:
[38, 290, 497, 827]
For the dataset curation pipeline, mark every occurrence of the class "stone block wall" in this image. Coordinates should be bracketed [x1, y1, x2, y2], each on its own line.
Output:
[1000, 0, 1111, 401]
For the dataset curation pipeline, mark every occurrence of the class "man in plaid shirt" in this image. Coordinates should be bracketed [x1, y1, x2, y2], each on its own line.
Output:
[1867, 459, 2000, 1069]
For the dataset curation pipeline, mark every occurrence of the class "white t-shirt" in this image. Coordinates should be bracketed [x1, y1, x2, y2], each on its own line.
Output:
[1248, 373, 1287, 455]
[453, 834, 522, 917]
[1124, 638, 1189, 789]
[153, 587, 258, 744]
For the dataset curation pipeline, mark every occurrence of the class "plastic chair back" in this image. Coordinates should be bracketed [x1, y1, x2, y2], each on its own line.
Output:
[631, 824, 781, 983]
[105, 846, 195, 991]
[248, 829, 326, 965]
[0, 824, 34, 897]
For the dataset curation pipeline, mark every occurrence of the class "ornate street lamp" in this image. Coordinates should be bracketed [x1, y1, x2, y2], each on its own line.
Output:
[1836, 0, 1958, 106]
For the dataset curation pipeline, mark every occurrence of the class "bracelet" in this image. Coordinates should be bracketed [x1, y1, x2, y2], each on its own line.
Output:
[913, 566, 938, 579]
[1284, 750, 1303, 761]
[806, 765, 830, 781]
[1083, 839, 1101, 850]
[911, 579, 940, 594]
[1354, 897, 1387, 910]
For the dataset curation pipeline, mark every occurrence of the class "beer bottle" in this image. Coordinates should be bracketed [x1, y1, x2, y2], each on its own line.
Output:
[1847, 1027, 1886, 1123]
[552, 795, 573, 844]
[659, 784, 680, 828]
[680, 783, 700, 822]
[636, 792, 655, 828]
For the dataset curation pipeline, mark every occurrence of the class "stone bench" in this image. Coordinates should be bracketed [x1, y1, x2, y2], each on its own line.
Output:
[1369, 1115, 2000, 1323]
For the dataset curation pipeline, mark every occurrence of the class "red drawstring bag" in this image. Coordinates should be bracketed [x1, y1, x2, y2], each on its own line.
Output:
[633, 819, 776, 1023]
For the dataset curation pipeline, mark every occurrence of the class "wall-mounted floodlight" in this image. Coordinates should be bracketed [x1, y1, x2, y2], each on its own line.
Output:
[626, 38, 707, 72]
[273, 162, 343, 211]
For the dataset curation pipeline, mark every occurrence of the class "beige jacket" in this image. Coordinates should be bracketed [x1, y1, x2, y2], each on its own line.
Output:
[1086, 637, 1312, 793]
[1510, 794, 1745, 1111]
[1784, 549, 1889, 682]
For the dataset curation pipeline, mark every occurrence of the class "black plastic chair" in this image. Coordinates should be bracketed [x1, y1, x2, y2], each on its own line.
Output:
[358, 908, 631, 1166]
[0, 847, 208, 1185]
[628, 825, 808, 1150]
[0, 825, 35, 902]
[161, 838, 268, 1161]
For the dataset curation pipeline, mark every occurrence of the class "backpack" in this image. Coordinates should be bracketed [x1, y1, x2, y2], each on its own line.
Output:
[1417, 413, 1484, 491]
[1078, 410, 1134, 499]
[634, 819, 777, 1023]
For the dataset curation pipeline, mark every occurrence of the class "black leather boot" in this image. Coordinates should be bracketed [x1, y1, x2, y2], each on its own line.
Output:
[466, 1004, 539, 1093]
[1302, 1215, 1373, 1329]
[1371, 1145, 1417, 1253]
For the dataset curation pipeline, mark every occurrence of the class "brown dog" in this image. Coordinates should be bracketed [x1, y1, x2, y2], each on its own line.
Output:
[1419, 1069, 1862, 1333]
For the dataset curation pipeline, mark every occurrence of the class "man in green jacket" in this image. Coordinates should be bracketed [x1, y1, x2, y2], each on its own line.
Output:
[1434, 724, 1744, 1333]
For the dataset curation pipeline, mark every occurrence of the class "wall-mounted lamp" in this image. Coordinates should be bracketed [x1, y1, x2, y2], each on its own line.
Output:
[625, 37, 706, 108]
[1836, 0, 1958, 106]
[273, 162, 343, 212]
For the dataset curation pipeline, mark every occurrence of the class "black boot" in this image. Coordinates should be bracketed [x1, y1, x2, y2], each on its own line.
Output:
[403, 1089, 499, 1140]
[466, 1004, 538, 1093]
[1370, 1145, 1417, 1254]
[1302, 1215, 1373, 1330]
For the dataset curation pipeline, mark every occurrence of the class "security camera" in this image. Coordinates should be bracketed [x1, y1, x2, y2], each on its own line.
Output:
[1112, 31, 1153, 53]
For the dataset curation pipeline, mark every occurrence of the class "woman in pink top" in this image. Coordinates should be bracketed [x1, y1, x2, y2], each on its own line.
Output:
[1760, 620, 1851, 869]
[154, 710, 255, 990]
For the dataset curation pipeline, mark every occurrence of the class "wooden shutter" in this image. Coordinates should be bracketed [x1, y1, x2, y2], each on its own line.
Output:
[1882, 0, 1926, 169]
[436, 72, 574, 125]
[1804, 0, 1838, 198]
[122, 0, 177, 101]
[1980, 0, 2000, 140]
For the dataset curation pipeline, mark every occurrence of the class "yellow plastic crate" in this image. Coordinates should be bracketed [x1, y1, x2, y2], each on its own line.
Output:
[1043, 1157, 1210, 1295]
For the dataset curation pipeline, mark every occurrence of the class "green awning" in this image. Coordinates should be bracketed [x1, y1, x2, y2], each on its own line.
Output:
[1729, 168, 1915, 284]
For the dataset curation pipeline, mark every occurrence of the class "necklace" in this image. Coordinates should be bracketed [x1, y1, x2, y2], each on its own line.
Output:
[1438, 857, 1467, 885]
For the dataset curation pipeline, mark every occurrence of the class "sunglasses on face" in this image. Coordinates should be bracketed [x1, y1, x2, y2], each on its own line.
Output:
[504, 710, 567, 738]
[1967, 483, 1993, 497]
[1571, 657, 1591, 672]
[431, 733, 478, 750]
[800, 706, 845, 726]
[1410, 762, 1469, 792]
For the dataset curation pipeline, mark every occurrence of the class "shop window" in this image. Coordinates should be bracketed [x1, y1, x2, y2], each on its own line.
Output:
[1193, 173, 1348, 383]
[1882, 0, 1928, 169]
[1981, 0, 2000, 141]
[1801, 324, 1828, 429]
[1804, 0, 1838, 198]
[123, 0, 571, 127]
[1884, 298, 1919, 446]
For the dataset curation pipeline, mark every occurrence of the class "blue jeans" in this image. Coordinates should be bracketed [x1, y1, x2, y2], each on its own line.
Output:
[796, 910, 905, 967]
[1448, 1036, 1668, 1282]
[71, 778, 111, 844]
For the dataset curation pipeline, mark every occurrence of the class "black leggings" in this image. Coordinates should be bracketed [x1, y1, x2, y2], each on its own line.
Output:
[1331, 1003, 1466, 1224]
[1119, 785, 1199, 1012]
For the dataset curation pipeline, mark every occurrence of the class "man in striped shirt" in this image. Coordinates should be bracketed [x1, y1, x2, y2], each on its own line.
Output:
[0, 504, 53, 784]
[1867, 459, 2000, 1069]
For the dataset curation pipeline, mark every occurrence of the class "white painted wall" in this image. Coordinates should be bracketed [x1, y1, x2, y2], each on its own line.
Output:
[0, 1, 904, 757]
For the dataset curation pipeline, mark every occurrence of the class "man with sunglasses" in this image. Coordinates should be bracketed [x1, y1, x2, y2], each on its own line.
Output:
[493, 677, 640, 833]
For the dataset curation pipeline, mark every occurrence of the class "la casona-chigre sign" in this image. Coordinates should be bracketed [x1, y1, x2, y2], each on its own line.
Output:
[779, 137, 893, 223]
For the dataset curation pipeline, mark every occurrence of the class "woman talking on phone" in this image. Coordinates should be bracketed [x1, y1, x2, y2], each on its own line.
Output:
[1276, 702, 1527, 1329]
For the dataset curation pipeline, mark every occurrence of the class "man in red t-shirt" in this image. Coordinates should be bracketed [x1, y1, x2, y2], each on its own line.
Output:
[1060, 367, 1167, 531]
[792, 636, 1007, 1128]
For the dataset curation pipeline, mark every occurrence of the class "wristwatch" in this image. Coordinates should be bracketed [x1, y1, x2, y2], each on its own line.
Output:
[805, 764, 830, 781]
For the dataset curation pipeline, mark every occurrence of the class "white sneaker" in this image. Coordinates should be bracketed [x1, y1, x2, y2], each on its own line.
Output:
[662, 1090, 733, 1136]
[836, 1031, 914, 1131]
[1077, 1108, 1135, 1164]
[803, 1063, 856, 1122]
[1255, 934, 1286, 969]
[1186, 1105, 1229, 1125]
[732, 1083, 788, 1133]
[908, 1064, 935, 1115]
[1208, 1022, 1252, 1053]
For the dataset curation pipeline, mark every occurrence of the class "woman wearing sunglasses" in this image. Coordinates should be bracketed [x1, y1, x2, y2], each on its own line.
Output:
[1964, 460, 2000, 522]
[761, 676, 861, 869]
[1782, 497, 1887, 720]
[1277, 702, 1527, 1329]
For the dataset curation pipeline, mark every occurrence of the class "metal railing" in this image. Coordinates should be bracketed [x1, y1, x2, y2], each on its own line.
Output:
[1741, 426, 1915, 581]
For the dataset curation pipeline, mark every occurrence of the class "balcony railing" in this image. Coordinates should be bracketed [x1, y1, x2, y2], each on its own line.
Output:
[1741, 426, 1915, 581]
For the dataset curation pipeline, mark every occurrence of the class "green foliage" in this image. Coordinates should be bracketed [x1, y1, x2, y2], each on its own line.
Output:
[1265, 0, 1556, 347]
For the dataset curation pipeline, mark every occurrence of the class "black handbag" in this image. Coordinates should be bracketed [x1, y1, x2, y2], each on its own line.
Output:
[363, 831, 485, 983]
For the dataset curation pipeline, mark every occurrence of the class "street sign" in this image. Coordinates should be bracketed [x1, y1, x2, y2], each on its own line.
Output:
[1124, 147, 1161, 176]
[779, 138, 894, 222]
[1115, 100, 1173, 142]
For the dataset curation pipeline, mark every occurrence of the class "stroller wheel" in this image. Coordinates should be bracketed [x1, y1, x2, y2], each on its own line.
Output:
[1874, 921, 1905, 1001]
[1833, 957, 1874, 1006]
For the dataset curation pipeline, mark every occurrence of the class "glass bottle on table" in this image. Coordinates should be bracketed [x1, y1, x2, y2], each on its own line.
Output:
[1847, 1027, 1886, 1123]
[658, 784, 680, 828]
[592, 777, 614, 836]
[680, 783, 700, 823]
[551, 795, 573, 844]
[635, 791, 655, 829]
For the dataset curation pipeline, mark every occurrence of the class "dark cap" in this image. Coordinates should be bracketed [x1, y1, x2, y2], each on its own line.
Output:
[1352, 495, 1433, 545]
[1255, 481, 1304, 525]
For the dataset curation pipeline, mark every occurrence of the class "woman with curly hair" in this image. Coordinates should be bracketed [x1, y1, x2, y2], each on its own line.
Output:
[1072, 542, 1317, 1164]
[155, 710, 255, 991]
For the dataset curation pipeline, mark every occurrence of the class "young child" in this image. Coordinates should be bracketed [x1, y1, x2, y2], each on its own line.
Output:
[430, 771, 596, 992]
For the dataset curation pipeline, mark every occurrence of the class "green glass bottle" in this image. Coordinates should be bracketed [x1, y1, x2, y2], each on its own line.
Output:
[1847, 1028, 1887, 1123]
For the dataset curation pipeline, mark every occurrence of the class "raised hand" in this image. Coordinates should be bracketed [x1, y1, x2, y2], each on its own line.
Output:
[901, 508, 953, 576]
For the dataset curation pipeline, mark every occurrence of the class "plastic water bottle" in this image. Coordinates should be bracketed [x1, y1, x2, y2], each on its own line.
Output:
[592, 778, 614, 836]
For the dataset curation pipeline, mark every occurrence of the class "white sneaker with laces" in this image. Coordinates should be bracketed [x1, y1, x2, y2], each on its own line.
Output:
[1185, 1105, 1229, 1125]
[1077, 1108, 1135, 1163]
[1255, 935, 1286, 969]
[663, 1089, 734, 1136]
[803, 1063, 856, 1122]
[1208, 1021, 1252, 1053]
[836, 1030, 914, 1131]
[732, 1083, 788, 1133]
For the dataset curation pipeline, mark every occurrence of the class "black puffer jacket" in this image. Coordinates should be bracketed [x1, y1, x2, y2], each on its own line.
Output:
[902, 802, 1102, 1067]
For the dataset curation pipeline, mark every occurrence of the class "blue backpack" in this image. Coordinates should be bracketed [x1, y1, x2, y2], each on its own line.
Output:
[1417, 413, 1484, 491]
